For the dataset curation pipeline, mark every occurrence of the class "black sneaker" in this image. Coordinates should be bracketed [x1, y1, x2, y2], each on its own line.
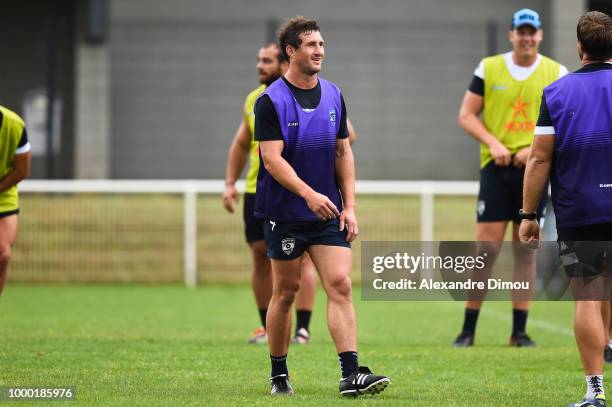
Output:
[270, 374, 293, 396]
[605, 344, 612, 363]
[509, 332, 536, 347]
[339, 366, 390, 397]
[453, 331, 475, 347]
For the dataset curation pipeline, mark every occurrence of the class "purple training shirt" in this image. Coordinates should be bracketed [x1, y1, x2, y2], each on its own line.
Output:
[543, 64, 612, 228]
[254, 77, 343, 222]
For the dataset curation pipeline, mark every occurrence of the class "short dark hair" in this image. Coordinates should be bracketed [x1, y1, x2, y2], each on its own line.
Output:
[263, 42, 287, 64]
[577, 11, 612, 61]
[277, 16, 320, 61]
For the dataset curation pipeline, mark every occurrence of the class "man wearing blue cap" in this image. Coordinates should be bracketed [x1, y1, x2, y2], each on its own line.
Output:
[520, 10, 612, 407]
[455, 8, 568, 347]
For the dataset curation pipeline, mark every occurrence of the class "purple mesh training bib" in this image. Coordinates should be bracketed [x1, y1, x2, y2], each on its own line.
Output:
[544, 68, 612, 228]
[255, 77, 343, 222]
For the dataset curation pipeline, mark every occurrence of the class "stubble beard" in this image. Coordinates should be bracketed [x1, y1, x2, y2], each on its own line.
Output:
[262, 72, 282, 86]
[301, 61, 320, 77]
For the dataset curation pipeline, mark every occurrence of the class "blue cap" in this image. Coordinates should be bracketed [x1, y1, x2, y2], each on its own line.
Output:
[512, 8, 541, 29]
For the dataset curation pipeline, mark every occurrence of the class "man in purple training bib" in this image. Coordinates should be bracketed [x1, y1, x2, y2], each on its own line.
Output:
[520, 11, 612, 407]
[254, 16, 389, 397]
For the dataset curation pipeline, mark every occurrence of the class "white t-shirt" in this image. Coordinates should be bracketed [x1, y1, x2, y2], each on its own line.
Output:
[474, 52, 568, 81]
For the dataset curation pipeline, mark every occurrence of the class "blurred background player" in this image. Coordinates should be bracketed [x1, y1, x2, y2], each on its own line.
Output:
[256, 16, 388, 396]
[0, 105, 31, 295]
[520, 11, 612, 405]
[455, 8, 567, 347]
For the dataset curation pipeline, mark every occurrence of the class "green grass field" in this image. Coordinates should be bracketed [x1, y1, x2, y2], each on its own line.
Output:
[0, 284, 589, 406]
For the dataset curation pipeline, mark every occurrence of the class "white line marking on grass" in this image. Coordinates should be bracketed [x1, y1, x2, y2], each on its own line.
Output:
[481, 308, 574, 337]
[434, 301, 574, 337]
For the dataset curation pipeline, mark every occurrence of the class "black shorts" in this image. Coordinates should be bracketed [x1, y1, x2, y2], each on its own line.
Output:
[557, 222, 612, 278]
[263, 218, 351, 260]
[0, 209, 19, 218]
[243, 193, 264, 243]
[477, 162, 546, 223]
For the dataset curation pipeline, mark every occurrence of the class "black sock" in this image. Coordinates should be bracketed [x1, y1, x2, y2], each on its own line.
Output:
[512, 309, 528, 336]
[461, 308, 480, 334]
[258, 308, 267, 328]
[295, 309, 312, 333]
[338, 351, 359, 378]
[270, 354, 288, 378]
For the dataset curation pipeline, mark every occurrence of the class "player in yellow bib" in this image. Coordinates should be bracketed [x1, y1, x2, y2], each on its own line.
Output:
[453, 9, 567, 347]
[0, 105, 31, 295]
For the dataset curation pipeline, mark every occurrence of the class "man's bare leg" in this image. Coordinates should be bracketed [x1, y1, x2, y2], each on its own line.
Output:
[307, 245, 355, 353]
[567, 274, 607, 401]
[602, 300, 612, 363]
[293, 252, 316, 342]
[247, 240, 272, 343]
[466, 221, 507, 309]
[267, 256, 302, 377]
[250, 240, 272, 312]
[602, 301, 611, 344]
[455, 221, 506, 346]
[575, 299, 606, 391]
[307, 244, 389, 396]
[0, 215, 18, 296]
[608, 301, 612, 344]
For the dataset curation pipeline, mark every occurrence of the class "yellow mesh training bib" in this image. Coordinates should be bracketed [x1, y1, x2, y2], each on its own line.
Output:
[0, 106, 26, 212]
[481, 54, 561, 168]
[244, 84, 266, 194]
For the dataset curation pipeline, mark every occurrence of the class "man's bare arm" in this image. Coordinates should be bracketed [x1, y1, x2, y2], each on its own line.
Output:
[225, 117, 251, 185]
[458, 91, 511, 166]
[222, 116, 251, 213]
[347, 118, 356, 146]
[519, 134, 554, 243]
[335, 138, 358, 241]
[522, 135, 554, 213]
[0, 152, 30, 193]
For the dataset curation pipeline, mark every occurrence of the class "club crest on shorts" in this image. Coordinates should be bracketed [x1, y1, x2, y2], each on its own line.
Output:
[477, 200, 486, 216]
[281, 238, 295, 255]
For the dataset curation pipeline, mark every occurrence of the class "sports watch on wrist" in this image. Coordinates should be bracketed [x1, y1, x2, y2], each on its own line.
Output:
[519, 209, 537, 221]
